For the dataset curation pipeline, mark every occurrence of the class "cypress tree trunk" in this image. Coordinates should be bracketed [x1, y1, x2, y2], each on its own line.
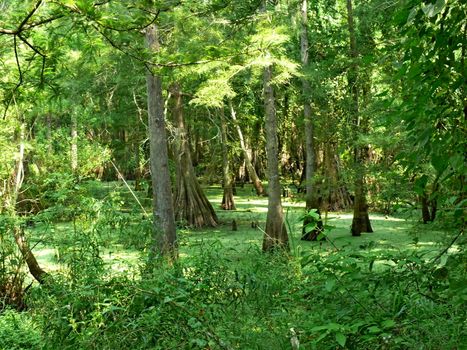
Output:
[229, 101, 266, 196]
[220, 107, 235, 210]
[300, 0, 323, 241]
[352, 162, 373, 235]
[145, 25, 178, 258]
[346, 0, 373, 236]
[323, 141, 353, 211]
[171, 84, 218, 227]
[262, 64, 289, 251]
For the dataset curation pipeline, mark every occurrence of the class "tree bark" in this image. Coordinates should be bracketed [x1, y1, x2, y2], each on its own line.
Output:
[262, 64, 289, 252]
[346, 0, 373, 236]
[220, 107, 235, 210]
[300, 0, 323, 241]
[14, 226, 47, 284]
[70, 112, 78, 173]
[145, 25, 178, 258]
[229, 101, 266, 196]
[171, 84, 218, 227]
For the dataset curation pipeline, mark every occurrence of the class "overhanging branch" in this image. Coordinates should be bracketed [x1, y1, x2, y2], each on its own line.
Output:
[3, 36, 24, 119]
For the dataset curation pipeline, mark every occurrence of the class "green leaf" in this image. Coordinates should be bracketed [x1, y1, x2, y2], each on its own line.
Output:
[432, 266, 448, 280]
[381, 319, 396, 329]
[431, 152, 447, 174]
[368, 326, 381, 334]
[336, 332, 346, 347]
[315, 331, 329, 343]
[414, 175, 428, 195]
[369, 259, 375, 271]
[325, 279, 336, 292]
[422, 0, 445, 17]
[305, 223, 317, 233]
[394, 8, 409, 26]
[306, 209, 321, 221]
[407, 6, 419, 23]
[312, 323, 340, 332]
[439, 254, 448, 267]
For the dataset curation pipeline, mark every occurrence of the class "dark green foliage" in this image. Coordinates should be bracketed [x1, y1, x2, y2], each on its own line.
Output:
[298, 243, 467, 349]
[0, 309, 42, 350]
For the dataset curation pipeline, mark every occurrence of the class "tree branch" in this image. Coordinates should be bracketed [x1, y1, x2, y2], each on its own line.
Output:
[92, 24, 153, 72]
[17, 33, 47, 83]
[3, 36, 24, 119]
[96, 10, 161, 32]
[17, 0, 44, 33]
[0, 28, 16, 34]
[24, 14, 65, 30]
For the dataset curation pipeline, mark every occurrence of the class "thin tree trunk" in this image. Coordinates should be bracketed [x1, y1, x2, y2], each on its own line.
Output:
[346, 0, 373, 236]
[300, 0, 323, 241]
[46, 113, 52, 153]
[229, 101, 266, 196]
[134, 141, 142, 191]
[171, 84, 218, 227]
[70, 112, 78, 173]
[145, 25, 178, 258]
[220, 107, 235, 210]
[14, 226, 47, 284]
[9, 124, 48, 284]
[262, 64, 289, 252]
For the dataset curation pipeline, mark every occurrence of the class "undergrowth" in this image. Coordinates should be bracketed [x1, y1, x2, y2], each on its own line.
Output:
[1, 234, 459, 350]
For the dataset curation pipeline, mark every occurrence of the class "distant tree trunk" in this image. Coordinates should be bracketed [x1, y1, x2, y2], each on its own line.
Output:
[134, 142, 142, 191]
[70, 112, 78, 174]
[132, 90, 145, 190]
[421, 193, 431, 223]
[229, 101, 266, 196]
[145, 25, 178, 258]
[346, 0, 373, 236]
[220, 107, 235, 210]
[171, 84, 218, 227]
[46, 113, 52, 153]
[421, 180, 438, 223]
[352, 164, 373, 235]
[323, 142, 353, 211]
[300, 0, 323, 241]
[262, 64, 289, 252]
